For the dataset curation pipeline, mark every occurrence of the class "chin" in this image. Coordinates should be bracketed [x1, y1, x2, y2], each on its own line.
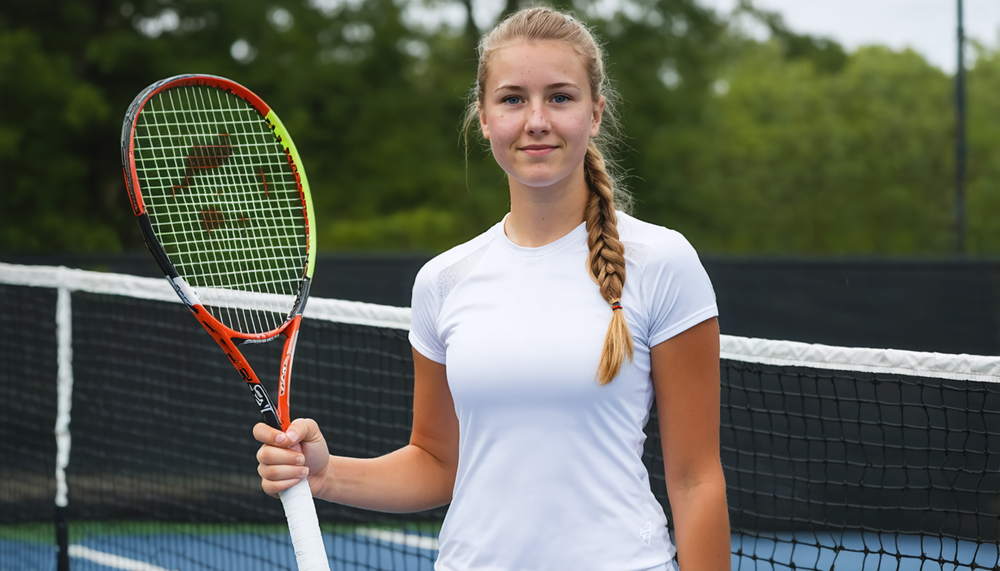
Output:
[516, 179, 564, 190]
[513, 170, 575, 189]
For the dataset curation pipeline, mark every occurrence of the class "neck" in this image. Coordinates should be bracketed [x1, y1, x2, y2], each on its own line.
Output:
[504, 164, 590, 248]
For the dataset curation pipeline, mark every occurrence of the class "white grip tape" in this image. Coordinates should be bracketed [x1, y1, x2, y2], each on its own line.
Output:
[279, 478, 330, 571]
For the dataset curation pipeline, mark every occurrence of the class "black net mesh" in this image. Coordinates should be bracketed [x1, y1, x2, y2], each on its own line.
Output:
[1, 279, 998, 571]
[0, 284, 59, 568]
[643, 361, 999, 570]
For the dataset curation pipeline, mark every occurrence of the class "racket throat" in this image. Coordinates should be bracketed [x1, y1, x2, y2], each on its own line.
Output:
[277, 315, 303, 432]
[250, 382, 282, 430]
[199, 314, 284, 430]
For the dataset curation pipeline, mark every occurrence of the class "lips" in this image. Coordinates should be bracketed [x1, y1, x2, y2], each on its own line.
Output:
[519, 144, 558, 156]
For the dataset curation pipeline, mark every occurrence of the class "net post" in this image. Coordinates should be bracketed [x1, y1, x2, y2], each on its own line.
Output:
[54, 280, 74, 571]
[55, 505, 69, 571]
[955, 0, 967, 254]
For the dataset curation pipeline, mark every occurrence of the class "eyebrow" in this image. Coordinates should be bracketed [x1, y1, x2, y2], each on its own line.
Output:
[493, 82, 581, 93]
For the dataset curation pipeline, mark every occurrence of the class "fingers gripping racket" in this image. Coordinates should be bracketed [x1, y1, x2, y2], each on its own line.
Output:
[121, 74, 329, 571]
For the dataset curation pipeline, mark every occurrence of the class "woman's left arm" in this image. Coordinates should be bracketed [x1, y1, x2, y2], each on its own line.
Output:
[651, 317, 730, 571]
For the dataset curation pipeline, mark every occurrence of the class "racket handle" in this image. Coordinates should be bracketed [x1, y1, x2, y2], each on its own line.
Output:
[279, 478, 330, 571]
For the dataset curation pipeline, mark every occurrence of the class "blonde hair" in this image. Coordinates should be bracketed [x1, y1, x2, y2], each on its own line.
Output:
[463, 7, 633, 385]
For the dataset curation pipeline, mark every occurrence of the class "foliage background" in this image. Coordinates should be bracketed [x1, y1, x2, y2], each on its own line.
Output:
[1, 0, 996, 255]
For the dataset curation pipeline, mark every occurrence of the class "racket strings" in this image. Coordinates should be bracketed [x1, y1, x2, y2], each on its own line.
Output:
[134, 84, 308, 335]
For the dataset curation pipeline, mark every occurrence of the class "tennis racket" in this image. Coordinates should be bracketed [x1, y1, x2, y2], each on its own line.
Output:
[120, 74, 329, 571]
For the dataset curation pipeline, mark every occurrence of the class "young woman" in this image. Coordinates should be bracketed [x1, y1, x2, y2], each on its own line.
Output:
[255, 7, 730, 570]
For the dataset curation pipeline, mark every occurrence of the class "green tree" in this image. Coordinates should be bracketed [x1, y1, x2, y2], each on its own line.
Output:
[1, 0, 996, 255]
[0, 6, 118, 250]
[686, 42, 955, 253]
[967, 43, 1000, 254]
[592, 0, 729, 233]
[0, 0, 505, 253]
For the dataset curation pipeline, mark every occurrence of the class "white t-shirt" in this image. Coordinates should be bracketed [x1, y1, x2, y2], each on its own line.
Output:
[408, 212, 718, 571]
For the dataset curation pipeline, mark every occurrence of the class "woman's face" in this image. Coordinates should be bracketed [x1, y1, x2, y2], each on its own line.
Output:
[479, 40, 604, 192]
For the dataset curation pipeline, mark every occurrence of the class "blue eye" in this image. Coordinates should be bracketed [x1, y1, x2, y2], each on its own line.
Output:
[502, 95, 523, 105]
[552, 94, 570, 103]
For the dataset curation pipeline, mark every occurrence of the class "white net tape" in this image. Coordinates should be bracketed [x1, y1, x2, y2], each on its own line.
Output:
[2, 262, 997, 382]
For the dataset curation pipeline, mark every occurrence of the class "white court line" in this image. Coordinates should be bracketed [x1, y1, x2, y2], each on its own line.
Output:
[69, 545, 178, 571]
[355, 528, 439, 551]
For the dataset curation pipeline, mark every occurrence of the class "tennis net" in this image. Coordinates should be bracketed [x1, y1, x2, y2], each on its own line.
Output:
[1, 262, 997, 571]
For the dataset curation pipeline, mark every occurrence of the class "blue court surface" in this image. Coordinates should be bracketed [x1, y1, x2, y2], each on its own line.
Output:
[729, 532, 997, 570]
[2, 530, 996, 570]
[1, 529, 438, 571]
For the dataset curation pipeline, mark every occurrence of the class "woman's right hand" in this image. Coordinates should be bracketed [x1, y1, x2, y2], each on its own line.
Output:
[253, 418, 331, 499]
[249, 351, 457, 512]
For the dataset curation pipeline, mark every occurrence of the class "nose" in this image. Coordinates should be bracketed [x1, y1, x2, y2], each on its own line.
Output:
[525, 100, 550, 135]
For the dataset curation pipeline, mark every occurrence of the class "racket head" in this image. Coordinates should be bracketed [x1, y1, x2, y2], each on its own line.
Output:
[122, 80, 330, 571]
[121, 74, 316, 339]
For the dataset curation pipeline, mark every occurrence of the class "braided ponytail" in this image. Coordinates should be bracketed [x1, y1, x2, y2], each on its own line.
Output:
[584, 141, 633, 385]
[465, 7, 634, 384]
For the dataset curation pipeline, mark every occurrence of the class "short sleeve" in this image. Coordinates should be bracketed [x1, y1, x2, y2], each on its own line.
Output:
[408, 261, 447, 364]
[642, 232, 718, 348]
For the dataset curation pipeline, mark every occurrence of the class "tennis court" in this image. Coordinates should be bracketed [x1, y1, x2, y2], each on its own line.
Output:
[2, 262, 998, 571]
[2, 525, 439, 571]
[4, 528, 997, 570]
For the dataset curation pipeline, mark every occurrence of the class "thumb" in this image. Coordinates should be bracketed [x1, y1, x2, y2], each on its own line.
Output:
[283, 418, 328, 479]
[280, 417, 323, 447]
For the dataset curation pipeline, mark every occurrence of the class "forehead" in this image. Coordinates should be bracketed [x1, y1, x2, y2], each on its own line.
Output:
[485, 40, 589, 89]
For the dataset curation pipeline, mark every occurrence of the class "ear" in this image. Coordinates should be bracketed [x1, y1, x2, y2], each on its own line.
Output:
[478, 103, 490, 140]
[590, 96, 605, 138]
